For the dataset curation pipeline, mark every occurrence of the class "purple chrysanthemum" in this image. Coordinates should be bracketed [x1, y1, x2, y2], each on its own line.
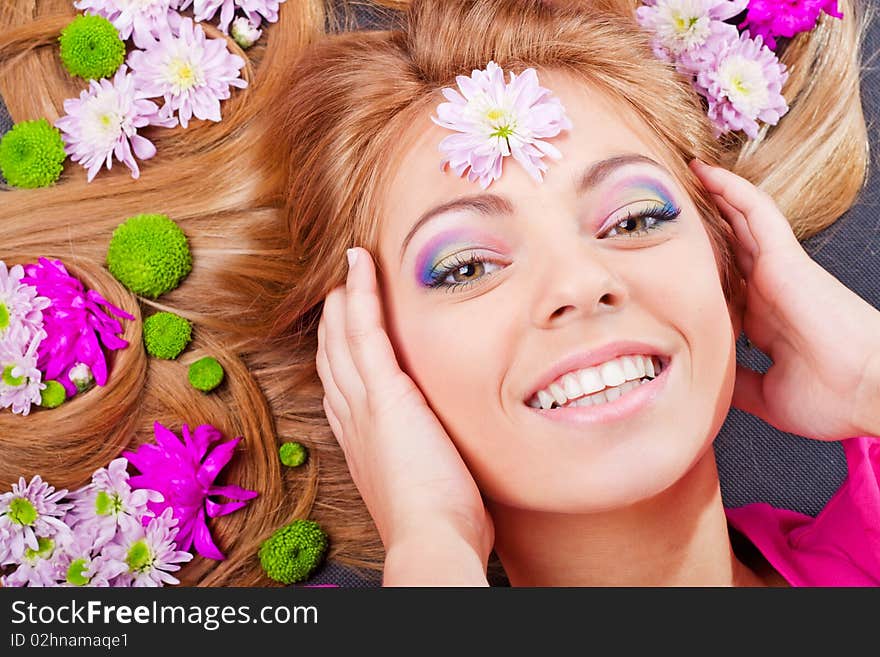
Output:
[636, 0, 747, 65]
[68, 458, 164, 550]
[55, 65, 178, 182]
[738, 0, 843, 51]
[0, 476, 72, 566]
[21, 258, 135, 397]
[692, 30, 789, 139]
[432, 61, 573, 189]
[51, 528, 126, 587]
[102, 508, 192, 587]
[127, 17, 248, 129]
[0, 325, 46, 416]
[74, 0, 184, 49]
[0, 261, 50, 343]
[0, 534, 60, 587]
[178, 0, 284, 34]
[125, 422, 258, 560]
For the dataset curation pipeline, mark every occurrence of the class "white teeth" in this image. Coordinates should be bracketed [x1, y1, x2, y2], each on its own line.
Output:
[549, 383, 567, 406]
[599, 360, 626, 388]
[528, 353, 667, 410]
[577, 368, 604, 395]
[537, 389, 554, 410]
[561, 373, 582, 399]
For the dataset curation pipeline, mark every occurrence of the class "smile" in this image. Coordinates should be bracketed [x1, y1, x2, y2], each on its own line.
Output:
[527, 354, 665, 410]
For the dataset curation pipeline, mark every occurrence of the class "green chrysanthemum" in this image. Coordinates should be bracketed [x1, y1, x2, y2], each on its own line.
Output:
[259, 520, 328, 585]
[143, 312, 192, 360]
[39, 380, 67, 409]
[58, 15, 126, 81]
[0, 119, 66, 188]
[107, 214, 193, 299]
[188, 356, 224, 392]
[279, 442, 308, 468]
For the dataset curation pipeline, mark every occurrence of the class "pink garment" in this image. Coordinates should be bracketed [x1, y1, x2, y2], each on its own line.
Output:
[724, 436, 880, 586]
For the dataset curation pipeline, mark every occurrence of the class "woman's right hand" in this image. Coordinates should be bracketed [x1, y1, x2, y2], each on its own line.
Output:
[316, 247, 494, 585]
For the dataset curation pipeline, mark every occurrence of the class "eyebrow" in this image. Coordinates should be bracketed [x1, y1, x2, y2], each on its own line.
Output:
[400, 153, 668, 258]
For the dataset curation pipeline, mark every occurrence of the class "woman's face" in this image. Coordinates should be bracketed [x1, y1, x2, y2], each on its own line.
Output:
[376, 71, 737, 513]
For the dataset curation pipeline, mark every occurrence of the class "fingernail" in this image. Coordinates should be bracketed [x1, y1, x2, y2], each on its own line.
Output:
[346, 248, 358, 270]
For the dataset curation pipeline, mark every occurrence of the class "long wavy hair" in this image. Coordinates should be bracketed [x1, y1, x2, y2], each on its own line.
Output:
[1, 0, 873, 585]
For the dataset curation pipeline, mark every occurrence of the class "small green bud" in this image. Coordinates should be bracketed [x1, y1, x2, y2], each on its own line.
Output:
[188, 356, 224, 392]
[39, 380, 67, 408]
[143, 312, 192, 359]
[279, 442, 308, 468]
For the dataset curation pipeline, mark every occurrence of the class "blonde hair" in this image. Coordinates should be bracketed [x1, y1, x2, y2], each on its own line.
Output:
[1, 0, 873, 585]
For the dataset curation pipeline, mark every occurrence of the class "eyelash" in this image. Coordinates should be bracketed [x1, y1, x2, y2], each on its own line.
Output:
[426, 202, 681, 291]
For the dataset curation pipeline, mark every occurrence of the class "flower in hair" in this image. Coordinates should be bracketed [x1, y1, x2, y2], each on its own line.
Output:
[58, 15, 126, 80]
[635, 0, 747, 67]
[101, 507, 192, 586]
[0, 261, 50, 342]
[432, 61, 572, 189]
[737, 0, 843, 51]
[67, 458, 164, 551]
[143, 311, 192, 359]
[691, 30, 789, 139]
[125, 422, 259, 560]
[55, 65, 178, 182]
[0, 325, 46, 416]
[74, 0, 183, 50]
[0, 476, 72, 566]
[22, 258, 135, 398]
[1, 536, 60, 587]
[178, 0, 285, 34]
[0, 119, 67, 189]
[258, 519, 328, 584]
[230, 16, 262, 49]
[127, 17, 248, 129]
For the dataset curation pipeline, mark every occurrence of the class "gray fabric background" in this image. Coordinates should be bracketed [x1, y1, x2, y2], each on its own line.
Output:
[2, 2, 878, 586]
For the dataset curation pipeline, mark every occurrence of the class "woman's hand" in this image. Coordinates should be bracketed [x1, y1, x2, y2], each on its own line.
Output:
[316, 247, 494, 585]
[690, 158, 880, 440]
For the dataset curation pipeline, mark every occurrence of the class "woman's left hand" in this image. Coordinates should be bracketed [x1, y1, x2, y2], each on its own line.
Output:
[690, 158, 880, 441]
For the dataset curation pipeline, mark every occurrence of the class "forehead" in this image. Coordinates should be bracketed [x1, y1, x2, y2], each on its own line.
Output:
[379, 70, 675, 248]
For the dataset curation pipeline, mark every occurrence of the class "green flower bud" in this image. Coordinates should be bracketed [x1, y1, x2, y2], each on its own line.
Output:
[143, 311, 192, 360]
[107, 214, 193, 299]
[39, 380, 67, 408]
[58, 15, 125, 80]
[188, 356, 224, 392]
[279, 442, 308, 468]
[0, 119, 66, 188]
[259, 520, 328, 585]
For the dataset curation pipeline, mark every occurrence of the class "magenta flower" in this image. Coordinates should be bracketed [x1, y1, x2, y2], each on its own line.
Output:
[127, 17, 248, 129]
[55, 65, 178, 182]
[692, 30, 789, 139]
[432, 61, 573, 189]
[125, 422, 258, 560]
[21, 258, 135, 397]
[738, 0, 843, 51]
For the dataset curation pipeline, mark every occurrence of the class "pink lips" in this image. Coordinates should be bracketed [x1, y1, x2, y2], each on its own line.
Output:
[530, 357, 672, 426]
[523, 340, 670, 404]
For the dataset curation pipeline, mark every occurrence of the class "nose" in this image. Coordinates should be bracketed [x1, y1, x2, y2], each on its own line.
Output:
[529, 242, 629, 329]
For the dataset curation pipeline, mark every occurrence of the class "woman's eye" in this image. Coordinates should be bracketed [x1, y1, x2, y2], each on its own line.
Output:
[428, 254, 503, 290]
[601, 202, 681, 238]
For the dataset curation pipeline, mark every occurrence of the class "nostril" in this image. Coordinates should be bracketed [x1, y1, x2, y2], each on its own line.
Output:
[598, 292, 615, 306]
[550, 304, 576, 320]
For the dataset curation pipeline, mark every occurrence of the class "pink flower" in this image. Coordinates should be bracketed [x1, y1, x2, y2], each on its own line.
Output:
[431, 61, 573, 189]
[74, 0, 183, 49]
[101, 508, 192, 586]
[0, 476, 72, 566]
[692, 30, 789, 139]
[636, 0, 747, 64]
[21, 258, 134, 397]
[738, 0, 843, 51]
[125, 422, 258, 560]
[0, 261, 50, 343]
[0, 324, 45, 416]
[55, 65, 178, 182]
[179, 0, 285, 34]
[127, 17, 248, 129]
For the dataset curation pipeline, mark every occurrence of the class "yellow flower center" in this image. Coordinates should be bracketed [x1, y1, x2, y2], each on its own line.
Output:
[170, 58, 198, 90]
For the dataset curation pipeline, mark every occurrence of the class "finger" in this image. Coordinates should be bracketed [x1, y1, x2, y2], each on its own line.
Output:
[730, 365, 773, 424]
[689, 159, 799, 255]
[322, 286, 367, 407]
[316, 310, 353, 421]
[344, 247, 407, 389]
[322, 395, 345, 445]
